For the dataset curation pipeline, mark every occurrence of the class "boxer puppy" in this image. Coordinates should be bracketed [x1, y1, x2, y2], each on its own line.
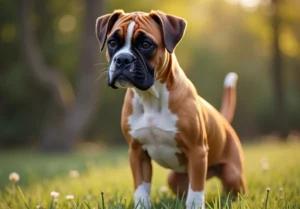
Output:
[95, 10, 247, 209]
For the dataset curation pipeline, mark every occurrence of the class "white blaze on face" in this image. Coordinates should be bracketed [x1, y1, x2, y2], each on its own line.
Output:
[109, 21, 136, 81]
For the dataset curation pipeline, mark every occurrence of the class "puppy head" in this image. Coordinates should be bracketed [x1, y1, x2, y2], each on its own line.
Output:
[95, 10, 186, 90]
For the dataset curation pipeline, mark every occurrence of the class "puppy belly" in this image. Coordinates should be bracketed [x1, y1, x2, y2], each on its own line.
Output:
[127, 84, 185, 172]
[144, 143, 186, 172]
[133, 128, 186, 172]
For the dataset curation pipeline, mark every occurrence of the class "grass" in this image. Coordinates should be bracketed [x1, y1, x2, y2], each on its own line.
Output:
[0, 141, 299, 209]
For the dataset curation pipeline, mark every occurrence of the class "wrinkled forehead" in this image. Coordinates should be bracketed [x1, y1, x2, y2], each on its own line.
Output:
[108, 12, 162, 43]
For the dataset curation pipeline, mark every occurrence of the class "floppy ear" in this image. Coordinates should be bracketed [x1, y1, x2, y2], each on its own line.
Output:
[149, 11, 187, 53]
[95, 10, 124, 51]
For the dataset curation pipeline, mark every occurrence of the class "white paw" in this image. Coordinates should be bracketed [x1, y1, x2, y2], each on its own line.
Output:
[186, 202, 205, 209]
[186, 184, 205, 209]
[134, 184, 151, 209]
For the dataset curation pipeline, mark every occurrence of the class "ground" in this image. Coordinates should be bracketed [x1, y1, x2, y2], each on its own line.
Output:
[0, 141, 299, 209]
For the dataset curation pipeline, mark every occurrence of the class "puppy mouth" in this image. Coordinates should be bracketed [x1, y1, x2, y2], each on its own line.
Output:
[114, 75, 133, 88]
[131, 70, 146, 80]
[108, 69, 146, 89]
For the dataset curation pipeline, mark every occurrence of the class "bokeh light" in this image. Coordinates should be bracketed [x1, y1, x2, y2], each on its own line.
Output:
[58, 14, 76, 33]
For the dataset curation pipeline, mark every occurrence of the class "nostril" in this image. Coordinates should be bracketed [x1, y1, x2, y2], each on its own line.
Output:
[124, 58, 131, 65]
[116, 58, 121, 65]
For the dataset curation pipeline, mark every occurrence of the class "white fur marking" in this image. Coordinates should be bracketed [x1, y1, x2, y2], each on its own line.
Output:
[125, 21, 136, 46]
[134, 183, 151, 209]
[113, 21, 136, 58]
[186, 184, 205, 209]
[128, 81, 185, 172]
[109, 21, 136, 81]
[143, 181, 151, 195]
[224, 72, 238, 87]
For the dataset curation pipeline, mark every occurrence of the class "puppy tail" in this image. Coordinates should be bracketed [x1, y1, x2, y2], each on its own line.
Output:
[220, 72, 238, 123]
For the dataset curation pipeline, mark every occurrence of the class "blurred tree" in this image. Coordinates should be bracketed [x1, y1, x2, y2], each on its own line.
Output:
[1, 0, 299, 148]
[270, 0, 288, 137]
[15, 0, 103, 152]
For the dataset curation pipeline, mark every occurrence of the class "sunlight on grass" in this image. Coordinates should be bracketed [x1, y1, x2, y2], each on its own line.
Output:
[0, 142, 300, 208]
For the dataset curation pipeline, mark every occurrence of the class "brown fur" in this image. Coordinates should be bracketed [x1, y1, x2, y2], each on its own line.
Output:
[99, 10, 247, 198]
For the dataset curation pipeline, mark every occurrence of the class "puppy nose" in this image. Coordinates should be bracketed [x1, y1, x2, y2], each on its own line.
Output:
[115, 54, 134, 67]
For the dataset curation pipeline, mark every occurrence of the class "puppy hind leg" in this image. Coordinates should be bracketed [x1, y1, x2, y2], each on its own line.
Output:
[167, 170, 189, 198]
[219, 163, 247, 197]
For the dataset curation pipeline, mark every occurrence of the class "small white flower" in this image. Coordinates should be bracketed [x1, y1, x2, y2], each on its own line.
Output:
[261, 162, 269, 170]
[50, 191, 60, 198]
[66, 194, 74, 201]
[9, 172, 20, 182]
[36, 204, 44, 209]
[69, 170, 80, 178]
[260, 157, 269, 171]
[160, 186, 168, 192]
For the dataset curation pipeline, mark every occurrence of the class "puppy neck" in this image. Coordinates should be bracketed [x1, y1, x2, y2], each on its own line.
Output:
[133, 53, 184, 100]
[158, 53, 184, 87]
[133, 80, 163, 100]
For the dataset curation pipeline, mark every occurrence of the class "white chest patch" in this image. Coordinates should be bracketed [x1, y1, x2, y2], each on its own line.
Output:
[128, 82, 186, 172]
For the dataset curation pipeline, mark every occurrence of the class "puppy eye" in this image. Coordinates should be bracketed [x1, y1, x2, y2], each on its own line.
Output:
[140, 41, 152, 50]
[108, 40, 118, 49]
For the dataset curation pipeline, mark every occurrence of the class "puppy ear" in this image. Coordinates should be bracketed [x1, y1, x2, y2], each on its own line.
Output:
[95, 10, 124, 51]
[150, 11, 187, 53]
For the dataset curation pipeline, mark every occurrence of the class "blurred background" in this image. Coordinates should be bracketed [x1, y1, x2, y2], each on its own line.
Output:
[1, 0, 300, 152]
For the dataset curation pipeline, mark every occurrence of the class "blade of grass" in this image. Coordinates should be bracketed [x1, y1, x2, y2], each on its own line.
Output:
[101, 191, 105, 209]
[264, 188, 270, 209]
[17, 186, 31, 209]
[84, 200, 92, 209]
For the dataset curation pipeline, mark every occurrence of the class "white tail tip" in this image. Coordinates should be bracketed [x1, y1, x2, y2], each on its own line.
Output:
[224, 72, 238, 87]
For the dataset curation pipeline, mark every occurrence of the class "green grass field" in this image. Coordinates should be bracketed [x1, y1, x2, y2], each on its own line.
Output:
[0, 141, 299, 209]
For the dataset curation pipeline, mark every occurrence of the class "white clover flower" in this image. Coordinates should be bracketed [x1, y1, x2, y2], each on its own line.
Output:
[160, 186, 168, 192]
[260, 157, 269, 171]
[50, 191, 60, 198]
[69, 170, 80, 178]
[36, 204, 44, 209]
[9, 172, 20, 182]
[261, 162, 269, 170]
[66, 194, 74, 201]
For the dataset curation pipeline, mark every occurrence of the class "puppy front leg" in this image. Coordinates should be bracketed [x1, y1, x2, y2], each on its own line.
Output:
[141, 150, 152, 196]
[186, 146, 208, 209]
[129, 142, 152, 209]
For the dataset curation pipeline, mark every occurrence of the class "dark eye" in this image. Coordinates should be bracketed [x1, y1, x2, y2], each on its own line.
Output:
[108, 40, 118, 49]
[140, 41, 152, 49]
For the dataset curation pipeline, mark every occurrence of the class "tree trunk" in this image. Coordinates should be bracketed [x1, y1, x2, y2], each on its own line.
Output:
[16, 0, 103, 152]
[42, 0, 103, 151]
[271, 0, 288, 138]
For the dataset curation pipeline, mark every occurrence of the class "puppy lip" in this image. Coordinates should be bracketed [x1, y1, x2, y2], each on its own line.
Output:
[113, 70, 144, 83]
[108, 71, 121, 88]
[108, 70, 152, 90]
[115, 75, 133, 88]
[116, 75, 129, 84]
[130, 69, 146, 80]
[108, 81, 118, 89]
[109, 72, 133, 88]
